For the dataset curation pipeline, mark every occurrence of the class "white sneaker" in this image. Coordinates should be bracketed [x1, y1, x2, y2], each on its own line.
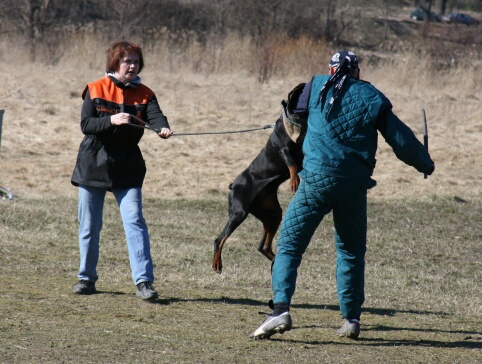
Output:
[249, 312, 292, 339]
[337, 319, 360, 339]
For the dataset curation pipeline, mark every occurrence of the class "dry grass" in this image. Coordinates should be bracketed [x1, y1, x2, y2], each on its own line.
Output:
[0, 34, 481, 202]
[0, 196, 480, 363]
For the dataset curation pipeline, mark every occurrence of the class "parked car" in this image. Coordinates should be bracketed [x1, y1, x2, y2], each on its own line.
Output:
[410, 8, 442, 22]
[448, 13, 480, 26]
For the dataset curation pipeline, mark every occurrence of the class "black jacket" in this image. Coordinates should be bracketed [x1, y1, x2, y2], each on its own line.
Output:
[71, 76, 169, 190]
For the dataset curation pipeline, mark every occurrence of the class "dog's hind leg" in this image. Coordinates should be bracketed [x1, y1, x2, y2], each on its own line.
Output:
[251, 191, 282, 261]
[257, 228, 276, 261]
[212, 233, 228, 274]
[212, 186, 250, 274]
[213, 219, 244, 274]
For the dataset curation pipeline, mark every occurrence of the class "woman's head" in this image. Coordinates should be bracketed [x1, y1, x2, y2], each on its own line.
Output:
[105, 41, 145, 80]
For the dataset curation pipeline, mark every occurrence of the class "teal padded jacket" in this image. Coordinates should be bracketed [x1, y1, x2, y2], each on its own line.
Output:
[302, 75, 434, 179]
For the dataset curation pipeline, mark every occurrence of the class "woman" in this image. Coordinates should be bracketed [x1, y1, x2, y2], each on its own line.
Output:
[71, 41, 173, 300]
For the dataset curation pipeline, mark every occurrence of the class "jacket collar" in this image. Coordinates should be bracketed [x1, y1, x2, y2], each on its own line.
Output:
[106, 73, 142, 89]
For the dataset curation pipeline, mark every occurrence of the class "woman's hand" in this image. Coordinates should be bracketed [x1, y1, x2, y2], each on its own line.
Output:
[110, 113, 131, 126]
[158, 128, 173, 139]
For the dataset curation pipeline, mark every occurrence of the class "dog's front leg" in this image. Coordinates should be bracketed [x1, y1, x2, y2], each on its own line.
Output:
[288, 165, 300, 194]
[279, 147, 299, 194]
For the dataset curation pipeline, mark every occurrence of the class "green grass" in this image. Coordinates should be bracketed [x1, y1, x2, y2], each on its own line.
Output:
[0, 194, 481, 363]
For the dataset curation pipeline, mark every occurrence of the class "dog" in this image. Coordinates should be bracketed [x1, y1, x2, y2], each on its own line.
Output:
[212, 83, 307, 273]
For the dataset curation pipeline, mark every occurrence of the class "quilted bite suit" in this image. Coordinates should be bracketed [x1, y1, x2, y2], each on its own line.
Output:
[271, 75, 435, 320]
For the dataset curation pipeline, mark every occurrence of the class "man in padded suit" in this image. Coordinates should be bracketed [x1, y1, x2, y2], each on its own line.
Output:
[250, 50, 435, 340]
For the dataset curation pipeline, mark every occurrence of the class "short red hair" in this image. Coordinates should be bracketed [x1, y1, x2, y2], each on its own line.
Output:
[105, 41, 144, 74]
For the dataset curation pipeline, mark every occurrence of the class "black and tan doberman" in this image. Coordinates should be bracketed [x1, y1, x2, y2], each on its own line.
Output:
[212, 84, 307, 273]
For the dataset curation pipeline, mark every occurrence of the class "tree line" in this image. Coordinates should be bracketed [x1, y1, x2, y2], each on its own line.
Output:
[0, 0, 479, 81]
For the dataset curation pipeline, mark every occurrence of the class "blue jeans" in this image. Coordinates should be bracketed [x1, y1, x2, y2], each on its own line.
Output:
[272, 174, 367, 320]
[77, 185, 154, 285]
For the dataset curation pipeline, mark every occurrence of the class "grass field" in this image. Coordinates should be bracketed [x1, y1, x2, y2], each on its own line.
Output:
[0, 194, 480, 363]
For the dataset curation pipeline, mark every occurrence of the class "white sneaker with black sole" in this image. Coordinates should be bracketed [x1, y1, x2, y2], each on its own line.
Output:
[250, 312, 292, 339]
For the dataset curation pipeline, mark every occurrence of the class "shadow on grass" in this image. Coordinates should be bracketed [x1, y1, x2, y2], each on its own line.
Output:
[271, 334, 482, 349]
[366, 324, 482, 337]
[268, 325, 482, 349]
[356, 337, 482, 349]
[147, 295, 448, 316]
[94, 291, 127, 296]
[291, 302, 449, 317]
[81, 293, 481, 350]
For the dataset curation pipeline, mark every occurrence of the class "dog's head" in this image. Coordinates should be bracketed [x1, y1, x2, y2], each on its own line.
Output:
[281, 103, 307, 144]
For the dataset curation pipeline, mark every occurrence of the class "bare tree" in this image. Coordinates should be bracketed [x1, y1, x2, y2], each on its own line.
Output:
[332, 0, 360, 44]
[439, 0, 448, 15]
[0, 0, 77, 63]
[2, 0, 50, 62]
[229, 0, 292, 82]
[101, 0, 151, 40]
[322, 0, 337, 42]
[196, 0, 236, 72]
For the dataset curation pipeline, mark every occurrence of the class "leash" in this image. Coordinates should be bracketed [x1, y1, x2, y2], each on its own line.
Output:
[172, 124, 275, 136]
[421, 108, 429, 179]
[128, 114, 274, 136]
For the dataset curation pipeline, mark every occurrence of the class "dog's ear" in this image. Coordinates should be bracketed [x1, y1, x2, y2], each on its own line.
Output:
[281, 83, 308, 143]
[287, 83, 307, 111]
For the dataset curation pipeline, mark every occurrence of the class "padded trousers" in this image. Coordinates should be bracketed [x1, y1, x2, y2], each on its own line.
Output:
[272, 173, 368, 320]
